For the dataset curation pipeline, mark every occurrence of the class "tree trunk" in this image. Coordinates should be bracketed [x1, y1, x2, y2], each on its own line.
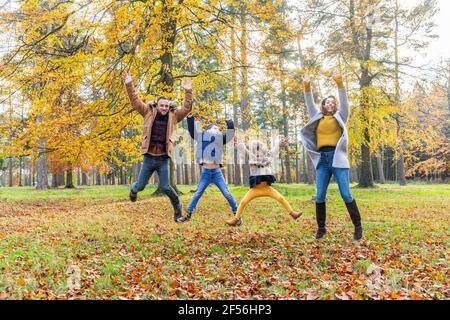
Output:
[227, 164, 232, 184]
[190, 163, 196, 186]
[76, 168, 81, 186]
[36, 139, 48, 190]
[18, 157, 23, 186]
[132, 162, 140, 183]
[376, 148, 386, 184]
[65, 164, 75, 188]
[176, 164, 182, 185]
[359, 136, 374, 187]
[51, 173, 57, 188]
[301, 148, 307, 183]
[26, 158, 31, 186]
[350, 166, 359, 183]
[279, 57, 292, 184]
[82, 172, 88, 186]
[8, 156, 13, 187]
[119, 166, 124, 184]
[123, 166, 127, 185]
[95, 168, 101, 185]
[385, 148, 392, 181]
[350, 0, 374, 188]
[170, 159, 181, 194]
[357, 69, 374, 188]
[280, 158, 285, 183]
[240, 11, 250, 186]
[393, 0, 406, 187]
[23, 158, 29, 186]
[397, 151, 407, 186]
[184, 163, 190, 185]
[447, 59, 450, 110]
[294, 115, 300, 184]
[230, 17, 242, 186]
[31, 158, 35, 187]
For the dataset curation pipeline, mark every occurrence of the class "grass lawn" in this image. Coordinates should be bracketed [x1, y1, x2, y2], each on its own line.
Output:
[0, 183, 448, 299]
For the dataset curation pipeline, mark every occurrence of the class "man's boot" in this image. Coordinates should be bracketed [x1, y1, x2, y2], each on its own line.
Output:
[173, 203, 188, 223]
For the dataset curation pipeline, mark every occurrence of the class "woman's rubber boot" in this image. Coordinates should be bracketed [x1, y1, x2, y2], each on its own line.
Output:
[316, 202, 326, 239]
[345, 200, 363, 240]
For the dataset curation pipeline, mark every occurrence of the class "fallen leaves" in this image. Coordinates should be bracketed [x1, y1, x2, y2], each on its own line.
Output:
[0, 185, 448, 300]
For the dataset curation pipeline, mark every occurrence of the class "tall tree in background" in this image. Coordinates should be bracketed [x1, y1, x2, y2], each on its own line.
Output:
[229, 15, 242, 185]
[389, 0, 438, 185]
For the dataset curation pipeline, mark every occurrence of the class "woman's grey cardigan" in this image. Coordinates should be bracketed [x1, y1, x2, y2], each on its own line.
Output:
[300, 88, 351, 169]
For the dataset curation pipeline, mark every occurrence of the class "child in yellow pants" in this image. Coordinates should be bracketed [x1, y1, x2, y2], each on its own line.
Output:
[226, 138, 301, 226]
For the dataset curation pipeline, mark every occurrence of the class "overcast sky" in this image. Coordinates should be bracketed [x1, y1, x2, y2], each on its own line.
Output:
[392, 0, 449, 86]
[290, 0, 449, 87]
[423, 0, 450, 62]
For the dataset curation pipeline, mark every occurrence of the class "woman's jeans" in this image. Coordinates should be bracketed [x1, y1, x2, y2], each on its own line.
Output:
[316, 150, 353, 204]
[131, 154, 181, 211]
[187, 167, 238, 213]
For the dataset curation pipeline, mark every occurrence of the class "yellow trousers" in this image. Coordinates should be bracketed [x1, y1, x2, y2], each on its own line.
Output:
[235, 183, 294, 219]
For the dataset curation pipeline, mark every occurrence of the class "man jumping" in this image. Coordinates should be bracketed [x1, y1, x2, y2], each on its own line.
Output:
[123, 73, 193, 222]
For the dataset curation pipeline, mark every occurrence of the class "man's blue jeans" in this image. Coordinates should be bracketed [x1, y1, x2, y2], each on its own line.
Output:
[316, 150, 353, 204]
[187, 167, 238, 213]
[131, 154, 180, 210]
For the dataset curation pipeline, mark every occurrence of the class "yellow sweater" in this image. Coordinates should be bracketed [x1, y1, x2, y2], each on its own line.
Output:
[316, 115, 342, 150]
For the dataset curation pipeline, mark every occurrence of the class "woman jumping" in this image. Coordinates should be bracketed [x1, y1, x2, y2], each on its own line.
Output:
[300, 71, 363, 240]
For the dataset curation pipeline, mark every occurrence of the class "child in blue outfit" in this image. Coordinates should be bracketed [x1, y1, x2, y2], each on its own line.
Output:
[185, 114, 238, 220]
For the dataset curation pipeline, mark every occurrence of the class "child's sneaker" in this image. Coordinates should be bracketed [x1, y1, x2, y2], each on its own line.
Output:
[185, 209, 193, 220]
[226, 217, 243, 226]
[289, 211, 302, 220]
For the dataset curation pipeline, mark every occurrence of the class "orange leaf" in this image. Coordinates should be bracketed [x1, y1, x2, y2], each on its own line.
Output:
[170, 279, 180, 288]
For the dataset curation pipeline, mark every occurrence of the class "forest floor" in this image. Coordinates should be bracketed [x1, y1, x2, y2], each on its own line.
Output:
[0, 183, 448, 299]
